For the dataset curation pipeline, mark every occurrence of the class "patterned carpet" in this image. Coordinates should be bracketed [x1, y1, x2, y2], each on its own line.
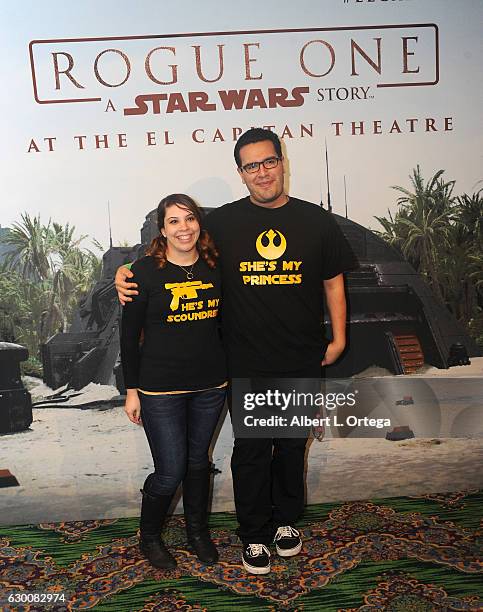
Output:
[0, 490, 482, 611]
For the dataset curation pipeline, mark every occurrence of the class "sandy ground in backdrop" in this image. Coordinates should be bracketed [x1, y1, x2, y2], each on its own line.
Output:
[1, 359, 482, 525]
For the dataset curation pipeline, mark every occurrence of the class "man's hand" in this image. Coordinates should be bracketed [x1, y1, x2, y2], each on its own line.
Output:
[115, 265, 138, 305]
[321, 341, 345, 366]
[124, 389, 142, 425]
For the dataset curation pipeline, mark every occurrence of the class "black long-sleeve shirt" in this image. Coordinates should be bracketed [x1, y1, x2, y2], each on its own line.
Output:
[120, 256, 226, 392]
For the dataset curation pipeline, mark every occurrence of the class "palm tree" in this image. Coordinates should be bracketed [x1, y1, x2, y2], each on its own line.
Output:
[375, 209, 403, 250]
[442, 190, 483, 320]
[375, 169, 483, 346]
[439, 223, 475, 320]
[4, 213, 53, 281]
[388, 166, 455, 302]
[4, 214, 104, 351]
[47, 222, 89, 332]
[455, 190, 483, 244]
[0, 267, 50, 355]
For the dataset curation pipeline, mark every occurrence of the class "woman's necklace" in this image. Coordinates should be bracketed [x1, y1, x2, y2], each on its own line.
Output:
[170, 258, 198, 280]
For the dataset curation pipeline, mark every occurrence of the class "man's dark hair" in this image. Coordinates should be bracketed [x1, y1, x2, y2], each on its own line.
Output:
[234, 128, 282, 168]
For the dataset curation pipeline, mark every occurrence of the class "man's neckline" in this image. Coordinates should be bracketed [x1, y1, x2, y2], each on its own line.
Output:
[246, 195, 290, 210]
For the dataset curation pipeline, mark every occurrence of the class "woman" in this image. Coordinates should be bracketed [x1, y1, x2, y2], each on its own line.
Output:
[120, 194, 226, 570]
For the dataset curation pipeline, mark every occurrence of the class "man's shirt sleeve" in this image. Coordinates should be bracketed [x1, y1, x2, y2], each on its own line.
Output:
[120, 260, 149, 388]
[320, 212, 358, 280]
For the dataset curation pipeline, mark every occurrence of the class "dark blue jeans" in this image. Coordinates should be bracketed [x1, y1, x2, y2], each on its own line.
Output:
[139, 388, 226, 496]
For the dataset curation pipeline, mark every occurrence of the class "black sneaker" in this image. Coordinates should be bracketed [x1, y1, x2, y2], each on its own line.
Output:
[273, 526, 302, 557]
[242, 543, 271, 574]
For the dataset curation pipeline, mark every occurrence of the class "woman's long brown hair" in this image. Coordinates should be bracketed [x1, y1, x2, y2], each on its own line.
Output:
[145, 194, 218, 268]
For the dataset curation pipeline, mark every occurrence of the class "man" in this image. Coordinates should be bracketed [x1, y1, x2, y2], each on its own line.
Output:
[116, 128, 355, 574]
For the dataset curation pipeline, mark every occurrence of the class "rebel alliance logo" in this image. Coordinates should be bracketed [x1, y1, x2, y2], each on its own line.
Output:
[255, 229, 287, 260]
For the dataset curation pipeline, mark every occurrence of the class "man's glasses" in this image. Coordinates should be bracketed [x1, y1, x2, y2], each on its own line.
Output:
[241, 156, 281, 174]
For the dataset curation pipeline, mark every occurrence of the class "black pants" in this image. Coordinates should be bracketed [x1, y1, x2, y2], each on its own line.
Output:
[229, 363, 321, 544]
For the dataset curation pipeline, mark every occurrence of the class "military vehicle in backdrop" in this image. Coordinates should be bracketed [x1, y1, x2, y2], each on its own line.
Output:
[41, 209, 480, 393]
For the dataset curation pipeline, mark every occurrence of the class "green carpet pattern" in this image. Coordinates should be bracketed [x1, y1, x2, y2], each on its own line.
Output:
[0, 490, 482, 611]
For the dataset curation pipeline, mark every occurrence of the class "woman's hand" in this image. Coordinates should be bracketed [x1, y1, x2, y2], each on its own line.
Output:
[124, 389, 142, 425]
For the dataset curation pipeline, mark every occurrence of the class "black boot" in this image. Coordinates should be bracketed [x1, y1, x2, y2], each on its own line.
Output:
[139, 489, 177, 569]
[183, 466, 219, 564]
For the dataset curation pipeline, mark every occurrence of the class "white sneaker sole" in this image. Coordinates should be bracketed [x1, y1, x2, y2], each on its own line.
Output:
[275, 541, 302, 557]
[242, 558, 271, 574]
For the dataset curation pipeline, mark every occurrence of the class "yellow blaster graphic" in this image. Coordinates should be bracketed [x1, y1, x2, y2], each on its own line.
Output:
[164, 280, 214, 311]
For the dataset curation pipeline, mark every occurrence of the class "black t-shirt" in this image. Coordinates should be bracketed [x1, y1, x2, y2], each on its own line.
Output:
[204, 196, 355, 372]
[120, 256, 226, 392]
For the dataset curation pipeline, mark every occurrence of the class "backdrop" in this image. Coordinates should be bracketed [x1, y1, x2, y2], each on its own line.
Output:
[0, 0, 482, 525]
